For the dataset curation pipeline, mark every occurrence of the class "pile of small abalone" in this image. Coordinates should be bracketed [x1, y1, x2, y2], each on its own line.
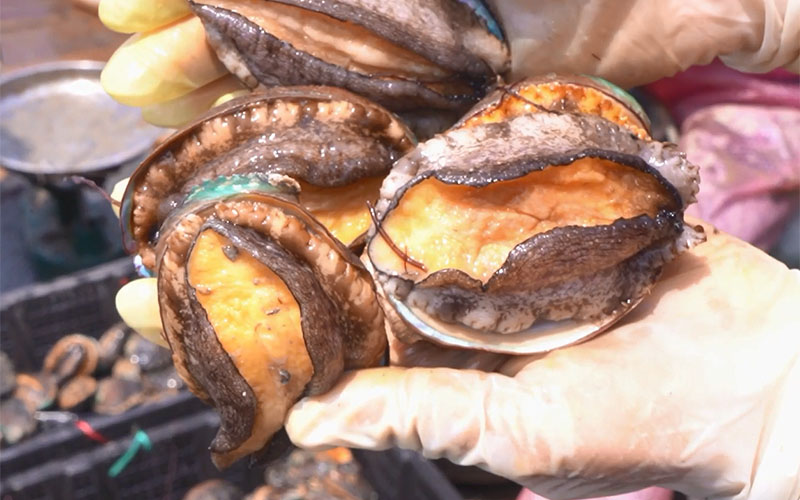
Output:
[118, 0, 704, 468]
[182, 448, 376, 500]
[0, 323, 181, 446]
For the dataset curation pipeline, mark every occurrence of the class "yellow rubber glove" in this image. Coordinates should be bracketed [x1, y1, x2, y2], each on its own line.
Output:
[115, 277, 168, 348]
[110, 178, 167, 348]
[285, 219, 800, 499]
[100, 0, 799, 127]
[99, 0, 245, 126]
[99, 0, 191, 33]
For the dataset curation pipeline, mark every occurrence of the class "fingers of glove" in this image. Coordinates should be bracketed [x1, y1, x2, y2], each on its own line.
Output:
[102, 16, 229, 107]
[719, 0, 800, 73]
[285, 365, 636, 498]
[141, 74, 248, 127]
[286, 366, 669, 498]
[99, 0, 191, 33]
[287, 367, 523, 460]
[115, 278, 168, 347]
[110, 177, 129, 218]
[509, 220, 800, 496]
[491, 0, 789, 88]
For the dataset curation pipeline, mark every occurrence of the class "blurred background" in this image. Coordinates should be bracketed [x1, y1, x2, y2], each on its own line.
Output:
[1, 0, 159, 291]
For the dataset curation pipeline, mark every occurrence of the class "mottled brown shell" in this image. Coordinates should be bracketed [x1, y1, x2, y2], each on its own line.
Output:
[368, 106, 704, 353]
[120, 87, 403, 470]
[57, 375, 97, 411]
[43, 334, 99, 384]
[155, 184, 386, 468]
[191, 0, 509, 111]
[456, 74, 651, 138]
[121, 86, 415, 268]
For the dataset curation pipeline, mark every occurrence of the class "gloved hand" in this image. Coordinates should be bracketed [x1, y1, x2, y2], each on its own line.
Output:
[492, 0, 800, 88]
[99, 0, 799, 127]
[284, 218, 800, 500]
[114, 215, 800, 498]
[103, 1, 800, 496]
[99, 0, 246, 127]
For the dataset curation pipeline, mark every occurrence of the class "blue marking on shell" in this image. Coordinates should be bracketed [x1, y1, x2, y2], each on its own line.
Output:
[184, 174, 282, 204]
[457, 0, 504, 40]
[134, 255, 154, 278]
[584, 75, 652, 132]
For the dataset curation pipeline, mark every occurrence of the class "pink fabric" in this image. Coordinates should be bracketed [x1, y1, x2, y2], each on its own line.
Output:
[646, 60, 800, 250]
[645, 60, 799, 125]
[680, 105, 800, 250]
[515, 486, 673, 500]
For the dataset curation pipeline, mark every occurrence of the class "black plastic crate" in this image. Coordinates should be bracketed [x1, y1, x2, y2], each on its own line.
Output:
[0, 258, 465, 499]
[0, 257, 136, 373]
[1, 409, 263, 500]
[0, 391, 205, 478]
[0, 259, 265, 499]
[354, 449, 462, 500]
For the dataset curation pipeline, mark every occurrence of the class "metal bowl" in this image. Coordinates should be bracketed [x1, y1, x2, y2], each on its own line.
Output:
[0, 60, 163, 177]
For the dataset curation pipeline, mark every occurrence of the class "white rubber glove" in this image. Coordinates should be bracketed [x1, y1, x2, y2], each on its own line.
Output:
[492, 0, 800, 88]
[284, 219, 800, 500]
[114, 217, 800, 498]
[99, 0, 800, 126]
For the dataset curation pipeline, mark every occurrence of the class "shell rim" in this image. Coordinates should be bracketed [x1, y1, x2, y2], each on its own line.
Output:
[387, 293, 642, 354]
[456, 74, 653, 134]
[120, 85, 417, 255]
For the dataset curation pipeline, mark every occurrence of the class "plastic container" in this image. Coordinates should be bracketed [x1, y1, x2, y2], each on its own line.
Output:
[0, 257, 135, 373]
[354, 449, 462, 500]
[1, 405, 263, 500]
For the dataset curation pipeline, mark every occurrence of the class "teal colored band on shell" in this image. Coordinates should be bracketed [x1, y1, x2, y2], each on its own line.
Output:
[584, 75, 651, 131]
[134, 255, 154, 277]
[457, 0, 504, 40]
[121, 174, 284, 271]
[184, 174, 283, 204]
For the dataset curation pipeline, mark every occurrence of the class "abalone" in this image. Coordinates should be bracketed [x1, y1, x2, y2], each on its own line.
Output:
[189, 0, 509, 111]
[367, 77, 705, 353]
[122, 86, 415, 268]
[155, 177, 387, 468]
[120, 87, 404, 467]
